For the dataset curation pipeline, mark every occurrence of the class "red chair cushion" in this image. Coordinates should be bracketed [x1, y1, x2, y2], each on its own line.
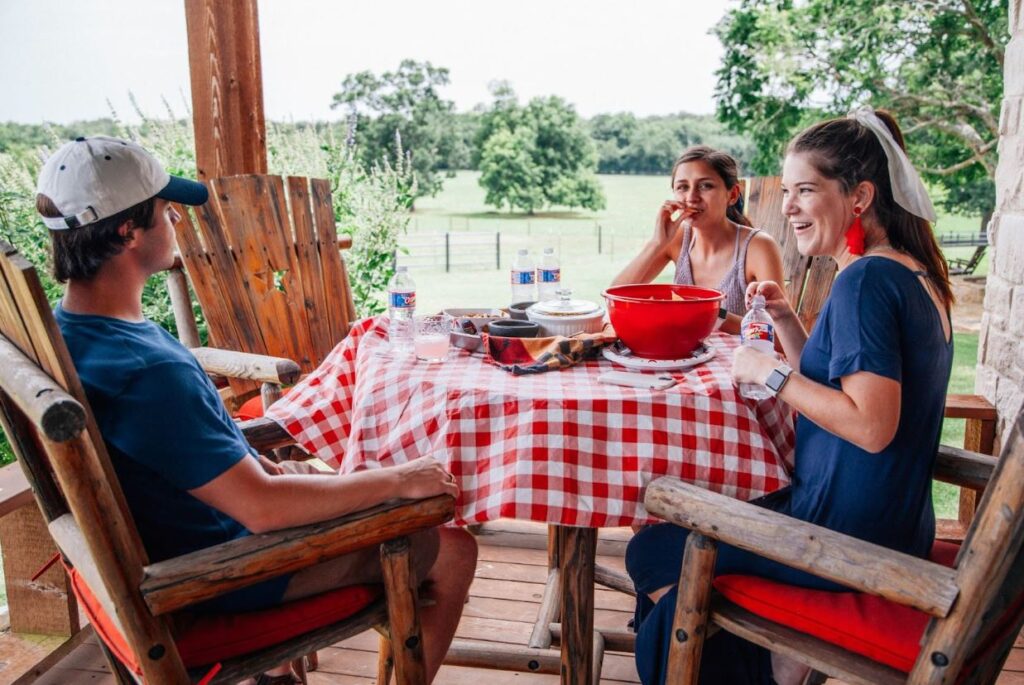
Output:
[67, 565, 380, 674]
[236, 386, 301, 420]
[236, 394, 269, 420]
[712, 540, 960, 673]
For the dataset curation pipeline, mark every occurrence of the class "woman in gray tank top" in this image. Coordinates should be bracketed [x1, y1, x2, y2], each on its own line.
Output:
[611, 146, 784, 334]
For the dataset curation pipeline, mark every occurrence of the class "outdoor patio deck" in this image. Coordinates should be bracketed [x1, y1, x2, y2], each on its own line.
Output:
[3, 521, 1023, 684]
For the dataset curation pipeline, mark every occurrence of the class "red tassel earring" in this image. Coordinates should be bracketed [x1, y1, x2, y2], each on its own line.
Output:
[846, 207, 865, 256]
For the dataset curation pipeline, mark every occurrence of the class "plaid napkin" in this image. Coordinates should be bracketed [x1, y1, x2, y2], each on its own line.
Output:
[483, 324, 618, 375]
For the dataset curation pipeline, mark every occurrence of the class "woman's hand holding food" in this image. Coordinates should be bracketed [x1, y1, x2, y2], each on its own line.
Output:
[653, 201, 695, 247]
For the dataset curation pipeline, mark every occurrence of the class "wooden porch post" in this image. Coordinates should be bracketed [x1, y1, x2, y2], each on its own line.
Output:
[183, 0, 267, 179]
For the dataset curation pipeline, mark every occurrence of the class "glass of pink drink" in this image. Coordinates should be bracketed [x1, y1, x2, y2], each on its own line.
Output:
[414, 314, 452, 362]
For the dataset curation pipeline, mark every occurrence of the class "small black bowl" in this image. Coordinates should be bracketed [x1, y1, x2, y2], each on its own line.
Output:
[508, 301, 537, 321]
[488, 319, 541, 338]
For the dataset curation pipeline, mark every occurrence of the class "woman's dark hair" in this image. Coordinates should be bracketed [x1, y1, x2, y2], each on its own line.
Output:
[671, 145, 753, 227]
[37, 194, 157, 283]
[787, 110, 953, 307]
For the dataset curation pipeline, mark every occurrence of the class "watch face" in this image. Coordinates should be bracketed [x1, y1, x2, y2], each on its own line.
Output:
[766, 368, 789, 392]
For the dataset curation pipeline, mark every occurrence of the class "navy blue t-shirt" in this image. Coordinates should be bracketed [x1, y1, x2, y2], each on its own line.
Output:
[791, 256, 953, 557]
[56, 304, 290, 610]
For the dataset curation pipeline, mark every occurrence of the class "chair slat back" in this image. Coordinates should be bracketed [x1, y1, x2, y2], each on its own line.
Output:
[912, 406, 1024, 682]
[745, 176, 837, 330]
[0, 240, 186, 680]
[176, 174, 355, 377]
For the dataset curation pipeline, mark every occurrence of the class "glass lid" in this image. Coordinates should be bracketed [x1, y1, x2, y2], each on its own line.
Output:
[531, 289, 603, 317]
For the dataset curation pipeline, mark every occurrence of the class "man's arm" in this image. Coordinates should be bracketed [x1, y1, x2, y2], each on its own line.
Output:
[190, 455, 458, 533]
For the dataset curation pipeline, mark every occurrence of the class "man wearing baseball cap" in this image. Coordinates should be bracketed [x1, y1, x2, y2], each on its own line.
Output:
[37, 136, 475, 684]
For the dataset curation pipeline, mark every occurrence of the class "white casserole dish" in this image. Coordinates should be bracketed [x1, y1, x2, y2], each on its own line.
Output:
[526, 290, 605, 337]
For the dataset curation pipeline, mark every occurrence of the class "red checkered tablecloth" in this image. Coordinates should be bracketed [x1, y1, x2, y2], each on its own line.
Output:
[266, 316, 794, 528]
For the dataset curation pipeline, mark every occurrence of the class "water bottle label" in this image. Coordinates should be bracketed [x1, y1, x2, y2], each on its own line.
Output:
[539, 268, 561, 283]
[389, 291, 416, 309]
[511, 270, 536, 285]
[743, 321, 774, 343]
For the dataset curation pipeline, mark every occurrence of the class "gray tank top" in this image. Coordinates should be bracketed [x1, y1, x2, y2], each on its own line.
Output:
[673, 225, 760, 316]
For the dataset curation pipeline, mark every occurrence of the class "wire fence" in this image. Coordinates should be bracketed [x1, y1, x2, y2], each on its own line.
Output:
[397, 220, 649, 273]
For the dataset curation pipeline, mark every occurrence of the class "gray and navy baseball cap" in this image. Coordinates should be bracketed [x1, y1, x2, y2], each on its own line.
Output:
[36, 136, 208, 230]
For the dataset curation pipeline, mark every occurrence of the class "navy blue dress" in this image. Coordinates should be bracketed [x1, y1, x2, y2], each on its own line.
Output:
[626, 257, 953, 684]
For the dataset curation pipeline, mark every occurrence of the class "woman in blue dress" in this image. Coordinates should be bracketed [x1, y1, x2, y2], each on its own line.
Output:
[626, 109, 955, 684]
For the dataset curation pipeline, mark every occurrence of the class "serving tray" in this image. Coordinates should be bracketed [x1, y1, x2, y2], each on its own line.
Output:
[601, 341, 715, 371]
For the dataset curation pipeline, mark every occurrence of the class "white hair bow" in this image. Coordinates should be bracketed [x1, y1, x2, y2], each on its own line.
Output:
[847, 106, 937, 223]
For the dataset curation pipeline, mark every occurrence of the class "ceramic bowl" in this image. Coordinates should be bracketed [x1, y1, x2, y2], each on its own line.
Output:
[450, 323, 486, 352]
[508, 301, 537, 321]
[488, 319, 541, 338]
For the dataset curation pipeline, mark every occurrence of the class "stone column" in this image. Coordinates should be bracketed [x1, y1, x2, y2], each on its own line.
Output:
[977, 0, 1024, 436]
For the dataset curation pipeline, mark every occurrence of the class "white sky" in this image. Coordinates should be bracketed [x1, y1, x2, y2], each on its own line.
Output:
[0, 0, 730, 124]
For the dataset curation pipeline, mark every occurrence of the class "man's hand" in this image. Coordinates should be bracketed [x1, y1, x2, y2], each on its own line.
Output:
[257, 454, 285, 475]
[392, 456, 459, 500]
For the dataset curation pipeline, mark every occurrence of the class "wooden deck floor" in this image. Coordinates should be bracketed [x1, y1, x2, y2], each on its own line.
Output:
[2, 521, 1023, 685]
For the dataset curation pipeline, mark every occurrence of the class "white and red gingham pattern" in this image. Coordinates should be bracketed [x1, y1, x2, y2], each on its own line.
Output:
[267, 317, 794, 528]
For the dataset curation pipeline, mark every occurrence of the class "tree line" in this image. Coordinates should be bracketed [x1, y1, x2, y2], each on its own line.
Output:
[0, 63, 751, 215]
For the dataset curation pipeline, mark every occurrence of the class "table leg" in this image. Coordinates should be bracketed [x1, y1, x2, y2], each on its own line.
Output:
[558, 525, 597, 685]
[530, 525, 563, 649]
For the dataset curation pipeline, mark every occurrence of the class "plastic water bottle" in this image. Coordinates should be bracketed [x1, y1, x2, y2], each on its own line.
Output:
[510, 249, 536, 303]
[739, 295, 776, 400]
[537, 247, 561, 302]
[387, 266, 416, 349]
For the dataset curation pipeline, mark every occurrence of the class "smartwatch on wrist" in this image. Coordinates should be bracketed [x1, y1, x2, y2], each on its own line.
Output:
[765, 363, 793, 397]
[713, 304, 728, 331]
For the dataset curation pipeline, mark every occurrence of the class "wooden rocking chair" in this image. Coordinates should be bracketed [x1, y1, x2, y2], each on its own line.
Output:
[644, 405, 1023, 684]
[166, 174, 357, 413]
[0, 239, 450, 684]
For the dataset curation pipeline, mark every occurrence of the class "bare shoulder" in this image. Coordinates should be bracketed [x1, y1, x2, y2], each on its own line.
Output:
[748, 228, 783, 253]
[744, 227, 785, 283]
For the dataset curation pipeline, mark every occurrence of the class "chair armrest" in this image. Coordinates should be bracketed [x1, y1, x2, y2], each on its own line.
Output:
[140, 494, 455, 615]
[190, 347, 301, 385]
[933, 444, 996, 490]
[239, 416, 296, 452]
[644, 477, 959, 617]
[943, 394, 996, 422]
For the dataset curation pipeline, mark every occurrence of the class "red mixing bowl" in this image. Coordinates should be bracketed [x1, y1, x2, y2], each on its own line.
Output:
[602, 284, 725, 359]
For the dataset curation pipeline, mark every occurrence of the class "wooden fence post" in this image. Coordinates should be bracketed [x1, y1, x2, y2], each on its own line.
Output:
[445, 233, 451, 273]
[496, 233, 501, 270]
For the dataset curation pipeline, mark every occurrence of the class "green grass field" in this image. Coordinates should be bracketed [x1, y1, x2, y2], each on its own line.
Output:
[407, 171, 983, 520]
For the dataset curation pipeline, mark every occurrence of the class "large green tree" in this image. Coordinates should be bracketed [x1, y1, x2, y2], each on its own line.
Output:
[714, 0, 1007, 225]
[331, 60, 466, 203]
[476, 85, 606, 214]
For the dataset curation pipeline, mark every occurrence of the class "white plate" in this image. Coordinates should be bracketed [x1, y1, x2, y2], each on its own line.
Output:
[601, 341, 715, 371]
